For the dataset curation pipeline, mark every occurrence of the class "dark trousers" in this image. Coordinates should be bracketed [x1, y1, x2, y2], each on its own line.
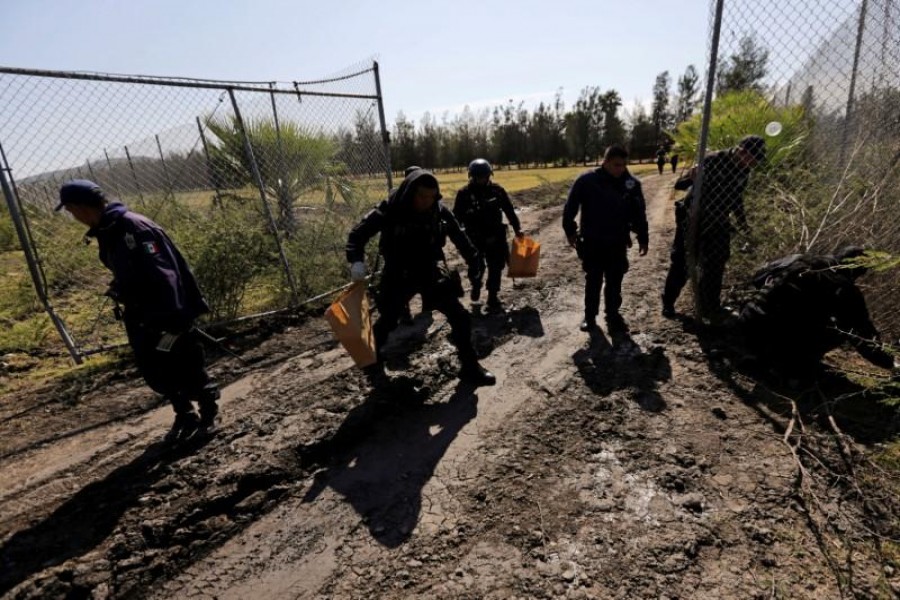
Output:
[579, 241, 628, 320]
[663, 213, 732, 314]
[124, 318, 217, 415]
[657, 161, 665, 175]
[374, 268, 478, 366]
[471, 234, 510, 296]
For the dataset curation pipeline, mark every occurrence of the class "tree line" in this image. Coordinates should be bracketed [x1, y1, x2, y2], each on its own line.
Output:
[387, 34, 772, 171]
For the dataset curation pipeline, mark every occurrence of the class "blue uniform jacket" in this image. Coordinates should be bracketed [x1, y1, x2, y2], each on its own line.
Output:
[88, 202, 209, 331]
[562, 168, 649, 247]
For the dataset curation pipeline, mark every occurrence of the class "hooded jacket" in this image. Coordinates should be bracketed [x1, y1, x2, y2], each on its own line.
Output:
[346, 170, 478, 273]
[88, 202, 209, 331]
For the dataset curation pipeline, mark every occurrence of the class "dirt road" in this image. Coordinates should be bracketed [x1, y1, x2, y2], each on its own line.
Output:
[1, 172, 896, 599]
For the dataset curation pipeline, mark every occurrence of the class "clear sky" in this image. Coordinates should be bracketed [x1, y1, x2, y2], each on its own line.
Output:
[1, 0, 713, 123]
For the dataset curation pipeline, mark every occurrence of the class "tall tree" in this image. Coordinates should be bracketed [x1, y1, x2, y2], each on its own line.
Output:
[627, 103, 657, 161]
[651, 71, 673, 142]
[565, 86, 604, 165]
[674, 65, 701, 123]
[599, 90, 626, 150]
[392, 111, 418, 172]
[717, 34, 770, 95]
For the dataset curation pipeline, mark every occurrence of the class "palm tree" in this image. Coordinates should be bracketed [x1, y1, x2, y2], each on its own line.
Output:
[205, 116, 355, 235]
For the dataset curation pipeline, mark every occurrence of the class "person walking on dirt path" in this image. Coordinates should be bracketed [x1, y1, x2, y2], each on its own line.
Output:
[55, 180, 220, 443]
[346, 169, 496, 388]
[670, 153, 679, 174]
[656, 147, 667, 175]
[661, 135, 766, 320]
[452, 158, 524, 314]
[563, 145, 649, 333]
[738, 246, 898, 379]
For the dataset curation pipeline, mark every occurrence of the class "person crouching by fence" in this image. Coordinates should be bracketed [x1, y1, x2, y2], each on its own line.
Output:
[56, 180, 220, 443]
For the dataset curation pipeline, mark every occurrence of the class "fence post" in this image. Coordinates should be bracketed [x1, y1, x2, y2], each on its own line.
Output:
[268, 83, 294, 233]
[373, 61, 394, 192]
[123, 145, 146, 207]
[226, 88, 300, 300]
[196, 116, 223, 208]
[840, 0, 869, 165]
[86, 159, 98, 182]
[688, 0, 726, 319]
[0, 141, 83, 364]
[155, 134, 175, 199]
[103, 148, 122, 197]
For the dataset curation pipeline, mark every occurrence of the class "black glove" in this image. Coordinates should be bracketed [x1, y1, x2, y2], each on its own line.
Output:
[468, 255, 485, 283]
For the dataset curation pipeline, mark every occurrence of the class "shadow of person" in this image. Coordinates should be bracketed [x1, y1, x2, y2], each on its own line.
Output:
[572, 321, 672, 413]
[692, 319, 899, 445]
[380, 310, 437, 371]
[0, 436, 211, 595]
[299, 381, 478, 548]
[472, 305, 545, 358]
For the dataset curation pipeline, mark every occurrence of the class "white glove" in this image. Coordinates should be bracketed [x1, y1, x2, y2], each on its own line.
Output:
[350, 261, 367, 282]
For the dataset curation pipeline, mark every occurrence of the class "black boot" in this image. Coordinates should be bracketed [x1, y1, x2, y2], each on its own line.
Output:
[197, 384, 221, 436]
[470, 284, 482, 303]
[363, 361, 391, 388]
[459, 360, 496, 387]
[580, 317, 598, 332]
[486, 292, 504, 313]
[165, 410, 200, 443]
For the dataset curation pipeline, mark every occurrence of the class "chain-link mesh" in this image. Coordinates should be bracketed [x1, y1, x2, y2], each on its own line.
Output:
[0, 63, 391, 358]
[681, 0, 899, 345]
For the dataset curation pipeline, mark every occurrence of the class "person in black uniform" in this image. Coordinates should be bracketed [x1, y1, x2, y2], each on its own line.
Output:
[661, 135, 766, 319]
[563, 145, 649, 332]
[670, 153, 679, 174]
[655, 147, 667, 175]
[738, 246, 897, 376]
[452, 158, 523, 313]
[56, 180, 220, 442]
[346, 169, 495, 387]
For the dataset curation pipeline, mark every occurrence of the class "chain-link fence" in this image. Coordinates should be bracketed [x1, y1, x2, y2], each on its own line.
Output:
[0, 62, 393, 362]
[679, 0, 899, 344]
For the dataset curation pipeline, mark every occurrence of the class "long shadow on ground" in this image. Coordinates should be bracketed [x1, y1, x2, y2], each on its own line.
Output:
[0, 438, 212, 595]
[572, 320, 672, 412]
[299, 380, 479, 548]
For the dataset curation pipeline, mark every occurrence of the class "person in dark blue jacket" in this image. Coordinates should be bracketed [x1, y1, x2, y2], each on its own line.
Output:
[56, 180, 219, 442]
[563, 145, 649, 332]
[346, 169, 495, 387]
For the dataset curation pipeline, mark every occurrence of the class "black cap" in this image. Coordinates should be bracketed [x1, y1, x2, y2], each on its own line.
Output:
[738, 135, 766, 161]
[56, 179, 105, 211]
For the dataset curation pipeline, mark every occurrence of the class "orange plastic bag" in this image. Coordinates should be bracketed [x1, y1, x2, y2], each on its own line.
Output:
[324, 282, 377, 368]
[507, 235, 541, 278]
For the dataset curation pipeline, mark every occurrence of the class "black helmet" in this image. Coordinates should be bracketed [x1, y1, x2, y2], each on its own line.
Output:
[468, 158, 493, 179]
[404, 165, 422, 177]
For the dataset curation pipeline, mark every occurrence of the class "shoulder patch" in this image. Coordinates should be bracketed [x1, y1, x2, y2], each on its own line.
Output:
[625, 178, 637, 190]
[142, 240, 160, 255]
[124, 232, 136, 250]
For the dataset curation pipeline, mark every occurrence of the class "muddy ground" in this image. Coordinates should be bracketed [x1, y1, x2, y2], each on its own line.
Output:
[1, 173, 898, 599]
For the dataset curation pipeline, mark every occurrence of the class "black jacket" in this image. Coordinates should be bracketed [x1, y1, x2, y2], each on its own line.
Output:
[452, 182, 521, 242]
[676, 149, 750, 234]
[563, 167, 649, 247]
[741, 253, 893, 368]
[89, 202, 209, 331]
[346, 170, 478, 274]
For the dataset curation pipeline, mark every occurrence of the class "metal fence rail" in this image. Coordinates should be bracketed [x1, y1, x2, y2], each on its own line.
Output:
[0, 61, 392, 362]
[689, 0, 899, 343]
